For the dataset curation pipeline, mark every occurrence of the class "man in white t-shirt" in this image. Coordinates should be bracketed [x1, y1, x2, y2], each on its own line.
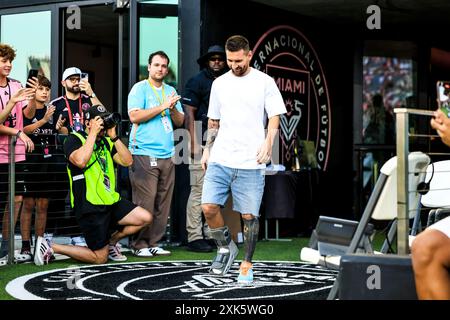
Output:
[201, 35, 286, 285]
[411, 109, 450, 300]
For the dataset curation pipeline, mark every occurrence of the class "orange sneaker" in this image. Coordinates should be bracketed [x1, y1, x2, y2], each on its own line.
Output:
[237, 261, 253, 285]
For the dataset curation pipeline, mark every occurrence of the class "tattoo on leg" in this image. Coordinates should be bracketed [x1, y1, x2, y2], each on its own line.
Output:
[243, 217, 259, 263]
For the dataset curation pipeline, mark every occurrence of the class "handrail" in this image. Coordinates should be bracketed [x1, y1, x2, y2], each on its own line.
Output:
[7, 135, 16, 265]
[394, 108, 435, 254]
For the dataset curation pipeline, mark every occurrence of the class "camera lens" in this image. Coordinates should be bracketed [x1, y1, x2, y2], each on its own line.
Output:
[103, 112, 121, 129]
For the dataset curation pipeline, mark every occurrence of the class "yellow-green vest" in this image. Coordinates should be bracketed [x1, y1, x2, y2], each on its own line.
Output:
[67, 132, 120, 207]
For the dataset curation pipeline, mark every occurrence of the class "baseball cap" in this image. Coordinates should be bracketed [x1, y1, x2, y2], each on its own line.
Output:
[62, 67, 82, 81]
[84, 105, 111, 120]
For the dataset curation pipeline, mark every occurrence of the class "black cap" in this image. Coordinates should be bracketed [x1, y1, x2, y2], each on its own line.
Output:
[84, 105, 111, 120]
[197, 45, 226, 66]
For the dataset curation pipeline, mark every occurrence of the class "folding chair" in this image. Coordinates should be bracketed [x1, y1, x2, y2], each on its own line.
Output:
[324, 151, 430, 299]
[420, 160, 450, 227]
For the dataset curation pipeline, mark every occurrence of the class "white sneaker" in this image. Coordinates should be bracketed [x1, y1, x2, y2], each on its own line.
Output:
[0, 255, 7, 266]
[108, 244, 127, 262]
[132, 248, 154, 257]
[18, 248, 33, 263]
[34, 236, 54, 266]
[71, 236, 88, 247]
[1, 252, 33, 265]
[148, 246, 171, 256]
[44, 233, 54, 243]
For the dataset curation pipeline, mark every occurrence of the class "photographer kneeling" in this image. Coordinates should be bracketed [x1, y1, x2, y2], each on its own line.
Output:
[34, 105, 153, 265]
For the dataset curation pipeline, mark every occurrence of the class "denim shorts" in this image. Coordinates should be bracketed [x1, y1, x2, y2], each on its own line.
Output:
[201, 162, 265, 216]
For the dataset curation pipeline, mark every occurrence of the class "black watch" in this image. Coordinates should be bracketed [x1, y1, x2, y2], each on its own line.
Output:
[110, 136, 120, 142]
[15, 130, 22, 138]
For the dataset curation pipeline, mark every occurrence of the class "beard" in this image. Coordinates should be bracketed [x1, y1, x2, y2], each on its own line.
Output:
[231, 65, 248, 77]
[66, 85, 80, 94]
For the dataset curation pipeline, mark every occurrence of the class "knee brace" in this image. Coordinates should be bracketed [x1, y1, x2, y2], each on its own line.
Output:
[243, 217, 259, 263]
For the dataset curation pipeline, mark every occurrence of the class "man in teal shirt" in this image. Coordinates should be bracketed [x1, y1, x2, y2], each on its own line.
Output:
[128, 50, 184, 257]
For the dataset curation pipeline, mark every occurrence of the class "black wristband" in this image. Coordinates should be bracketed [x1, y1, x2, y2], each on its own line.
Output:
[15, 130, 22, 138]
[110, 136, 120, 143]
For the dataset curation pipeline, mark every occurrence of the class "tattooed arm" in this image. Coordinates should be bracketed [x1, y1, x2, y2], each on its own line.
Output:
[201, 118, 220, 171]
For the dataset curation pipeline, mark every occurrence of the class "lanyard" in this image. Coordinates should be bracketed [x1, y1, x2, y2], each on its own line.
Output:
[0, 80, 12, 111]
[63, 95, 83, 127]
[0, 80, 15, 128]
[148, 80, 167, 117]
[94, 142, 108, 173]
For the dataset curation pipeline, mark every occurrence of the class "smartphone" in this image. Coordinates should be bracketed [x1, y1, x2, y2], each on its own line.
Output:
[26, 69, 39, 88]
[437, 81, 450, 117]
[81, 72, 89, 82]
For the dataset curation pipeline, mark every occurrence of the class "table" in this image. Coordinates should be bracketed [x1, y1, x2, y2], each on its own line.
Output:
[261, 170, 318, 240]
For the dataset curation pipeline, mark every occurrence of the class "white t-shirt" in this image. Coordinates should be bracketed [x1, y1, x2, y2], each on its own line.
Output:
[207, 68, 286, 169]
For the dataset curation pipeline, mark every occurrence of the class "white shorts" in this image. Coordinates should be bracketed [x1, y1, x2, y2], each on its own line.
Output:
[428, 216, 450, 238]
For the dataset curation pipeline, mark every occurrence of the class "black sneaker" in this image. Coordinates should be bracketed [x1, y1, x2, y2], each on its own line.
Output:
[187, 239, 214, 253]
[18, 248, 33, 263]
[205, 239, 216, 247]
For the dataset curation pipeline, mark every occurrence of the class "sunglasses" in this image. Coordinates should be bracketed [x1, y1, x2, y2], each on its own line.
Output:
[67, 77, 80, 83]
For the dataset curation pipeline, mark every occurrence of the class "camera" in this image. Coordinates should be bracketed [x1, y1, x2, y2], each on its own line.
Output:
[102, 112, 121, 129]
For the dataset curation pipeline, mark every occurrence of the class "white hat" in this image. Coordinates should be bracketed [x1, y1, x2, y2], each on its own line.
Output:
[62, 67, 82, 81]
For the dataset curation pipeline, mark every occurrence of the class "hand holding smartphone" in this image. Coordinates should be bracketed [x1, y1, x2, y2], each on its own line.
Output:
[26, 69, 39, 88]
[437, 81, 450, 117]
[81, 73, 89, 82]
[79, 73, 90, 93]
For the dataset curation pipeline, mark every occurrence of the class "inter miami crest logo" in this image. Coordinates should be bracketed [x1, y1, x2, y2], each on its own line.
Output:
[252, 25, 331, 170]
[6, 261, 337, 300]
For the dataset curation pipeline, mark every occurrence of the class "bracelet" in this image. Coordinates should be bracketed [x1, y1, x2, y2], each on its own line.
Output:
[110, 136, 120, 143]
[15, 130, 22, 138]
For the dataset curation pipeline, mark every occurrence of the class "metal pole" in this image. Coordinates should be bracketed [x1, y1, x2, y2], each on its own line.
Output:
[128, 0, 138, 91]
[395, 109, 409, 255]
[275, 219, 279, 239]
[265, 219, 268, 240]
[7, 135, 16, 265]
[117, 9, 124, 119]
[116, 9, 124, 192]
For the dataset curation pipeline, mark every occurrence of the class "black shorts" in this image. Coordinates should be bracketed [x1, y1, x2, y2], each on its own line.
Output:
[0, 163, 26, 209]
[21, 154, 66, 198]
[76, 198, 137, 251]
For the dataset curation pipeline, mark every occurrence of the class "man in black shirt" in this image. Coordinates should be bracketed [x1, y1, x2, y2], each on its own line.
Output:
[182, 45, 227, 252]
[51, 67, 103, 134]
[49, 67, 103, 246]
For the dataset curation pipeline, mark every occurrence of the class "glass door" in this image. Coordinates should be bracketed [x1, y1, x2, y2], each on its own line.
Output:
[132, 0, 179, 88]
[0, 10, 52, 84]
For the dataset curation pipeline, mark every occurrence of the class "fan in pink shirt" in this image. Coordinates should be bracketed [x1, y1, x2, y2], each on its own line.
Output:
[0, 43, 37, 262]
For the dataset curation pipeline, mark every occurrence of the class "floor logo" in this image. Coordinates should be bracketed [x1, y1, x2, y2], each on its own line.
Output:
[252, 25, 331, 170]
[6, 261, 337, 300]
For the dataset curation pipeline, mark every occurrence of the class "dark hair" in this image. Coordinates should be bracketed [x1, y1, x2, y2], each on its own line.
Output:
[225, 35, 250, 52]
[148, 51, 170, 65]
[0, 43, 16, 61]
[37, 75, 51, 89]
